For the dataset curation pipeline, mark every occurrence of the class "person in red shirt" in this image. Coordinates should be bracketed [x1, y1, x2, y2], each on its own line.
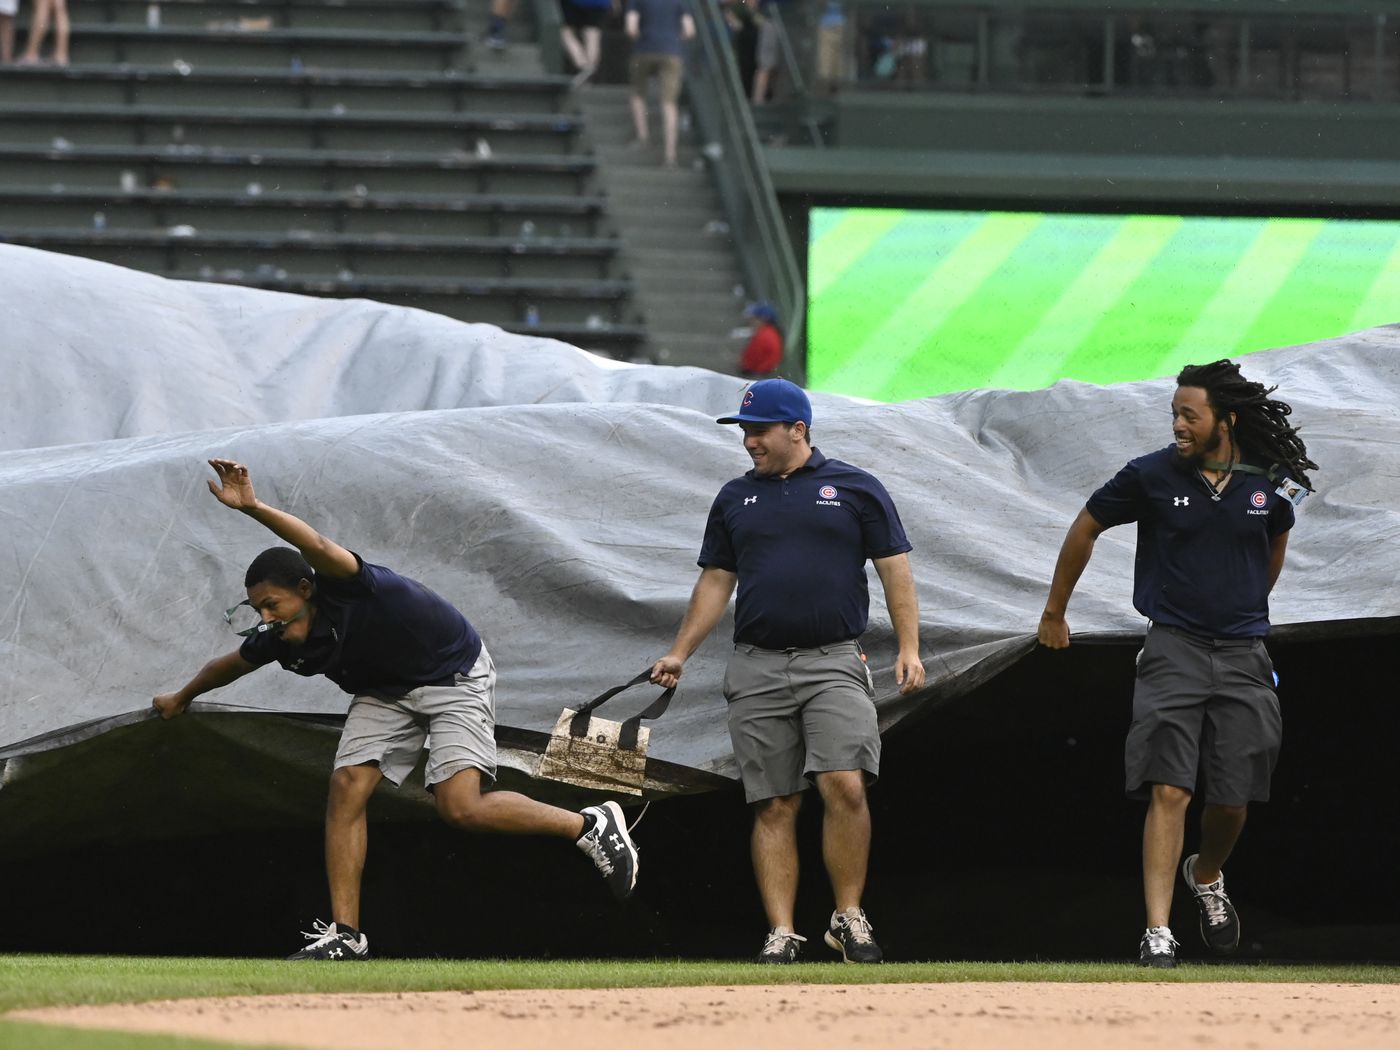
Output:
[739, 301, 783, 378]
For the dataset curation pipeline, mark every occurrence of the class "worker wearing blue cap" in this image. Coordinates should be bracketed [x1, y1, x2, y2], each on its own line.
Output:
[650, 378, 925, 964]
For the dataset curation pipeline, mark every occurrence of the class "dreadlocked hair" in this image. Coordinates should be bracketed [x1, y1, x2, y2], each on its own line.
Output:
[1176, 359, 1318, 489]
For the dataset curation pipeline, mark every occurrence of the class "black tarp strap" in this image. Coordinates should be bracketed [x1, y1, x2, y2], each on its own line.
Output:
[568, 670, 677, 751]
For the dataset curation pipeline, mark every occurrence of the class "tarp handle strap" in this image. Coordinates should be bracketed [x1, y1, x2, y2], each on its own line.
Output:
[1201, 460, 1298, 486]
[569, 670, 677, 751]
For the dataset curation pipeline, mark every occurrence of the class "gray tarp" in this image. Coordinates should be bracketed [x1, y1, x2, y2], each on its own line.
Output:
[2, 245, 1398, 825]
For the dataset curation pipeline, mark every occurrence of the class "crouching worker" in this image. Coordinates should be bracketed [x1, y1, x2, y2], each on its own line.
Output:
[154, 459, 639, 960]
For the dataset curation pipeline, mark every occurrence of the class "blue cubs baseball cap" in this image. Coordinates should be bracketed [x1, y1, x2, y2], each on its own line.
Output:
[744, 300, 779, 324]
[716, 378, 812, 426]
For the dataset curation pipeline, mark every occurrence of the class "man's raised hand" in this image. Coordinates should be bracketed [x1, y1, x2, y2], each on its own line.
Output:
[207, 459, 259, 512]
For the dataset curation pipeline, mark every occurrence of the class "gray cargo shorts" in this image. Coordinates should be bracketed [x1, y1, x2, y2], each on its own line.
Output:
[723, 640, 880, 804]
[334, 644, 498, 788]
[1126, 624, 1281, 806]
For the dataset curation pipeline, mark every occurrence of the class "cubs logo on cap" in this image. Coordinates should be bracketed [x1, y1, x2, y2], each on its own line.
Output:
[820, 485, 838, 499]
[1251, 491, 1267, 507]
[716, 378, 813, 426]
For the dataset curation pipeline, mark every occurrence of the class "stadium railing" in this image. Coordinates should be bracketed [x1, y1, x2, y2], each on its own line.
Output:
[684, 0, 805, 376]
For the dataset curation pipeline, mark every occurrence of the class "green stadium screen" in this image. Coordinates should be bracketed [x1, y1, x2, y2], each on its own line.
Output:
[807, 207, 1400, 401]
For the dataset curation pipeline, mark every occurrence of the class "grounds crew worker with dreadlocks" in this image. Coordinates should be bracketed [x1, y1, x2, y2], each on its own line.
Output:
[1038, 360, 1316, 968]
[153, 459, 639, 960]
[650, 379, 925, 964]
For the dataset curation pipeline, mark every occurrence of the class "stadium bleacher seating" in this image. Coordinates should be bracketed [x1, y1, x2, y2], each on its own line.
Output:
[1, 0, 646, 355]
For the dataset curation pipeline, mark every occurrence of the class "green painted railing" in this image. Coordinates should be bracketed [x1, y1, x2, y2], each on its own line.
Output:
[529, 0, 564, 74]
[684, 0, 805, 375]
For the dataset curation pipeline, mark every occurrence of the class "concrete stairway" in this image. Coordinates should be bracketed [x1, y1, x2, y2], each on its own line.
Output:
[575, 83, 750, 371]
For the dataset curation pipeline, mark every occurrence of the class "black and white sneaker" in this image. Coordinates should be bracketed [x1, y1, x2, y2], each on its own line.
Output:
[824, 907, 883, 963]
[576, 800, 639, 901]
[286, 920, 369, 961]
[756, 928, 806, 963]
[1138, 925, 1179, 968]
[1182, 853, 1241, 954]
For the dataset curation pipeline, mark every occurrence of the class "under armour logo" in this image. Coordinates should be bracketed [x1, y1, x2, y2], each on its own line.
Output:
[289, 659, 305, 670]
[329, 947, 343, 958]
[1174, 497, 1189, 507]
[609, 833, 623, 851]
[744, 496, 758, 505]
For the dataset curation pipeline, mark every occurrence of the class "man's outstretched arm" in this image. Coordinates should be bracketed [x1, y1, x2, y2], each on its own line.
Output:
[153, 649, 258, 719]
[207, 459, 358, 579]
[1038, 506, 1107, 649]
[650, 566, 737, 688]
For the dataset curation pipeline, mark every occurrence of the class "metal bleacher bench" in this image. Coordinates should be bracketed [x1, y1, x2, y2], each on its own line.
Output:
[0, 186, 609, 237]
[2, 65, 575, 113]
[0, 104, 585, 153]
[0, 142, 596, 194]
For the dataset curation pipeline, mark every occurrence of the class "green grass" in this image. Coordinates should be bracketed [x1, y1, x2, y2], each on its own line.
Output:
[3, 955, 1398, 1050]
[4, 954, 1400, 1012]
[0, 1021, 275, 1050]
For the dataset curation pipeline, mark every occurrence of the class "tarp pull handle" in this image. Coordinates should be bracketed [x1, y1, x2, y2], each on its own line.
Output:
[568, 670, 676, 751]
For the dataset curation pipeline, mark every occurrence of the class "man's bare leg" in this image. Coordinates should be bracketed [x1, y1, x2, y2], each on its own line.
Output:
[814, 770, 870, 913]
[1143, 783, 1192, 928]
[751, 793, 802, 930]
[433, 768, 585, 838]
[325, 762, 384, 929]
[661, 100, 679, 166]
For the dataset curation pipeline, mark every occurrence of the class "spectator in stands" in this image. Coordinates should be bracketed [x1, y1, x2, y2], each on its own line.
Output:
[0, 0, 16, 64]
[484, 0, 516, 51]
[816, 0, 847, 90]
[560, 0, 611, 87]
[738, 301, 783, 378]
[626, 0, 695, 168]
[720, 0, 759, 98]
[18, 0, 68, 66]
[750, 1, 781, 104]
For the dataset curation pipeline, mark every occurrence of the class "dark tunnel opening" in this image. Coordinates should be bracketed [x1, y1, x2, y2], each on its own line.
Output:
[2, 631, 1395, 962]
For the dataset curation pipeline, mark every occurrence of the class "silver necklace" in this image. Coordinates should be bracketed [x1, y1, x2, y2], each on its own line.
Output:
[1196, 468, 1229, 501]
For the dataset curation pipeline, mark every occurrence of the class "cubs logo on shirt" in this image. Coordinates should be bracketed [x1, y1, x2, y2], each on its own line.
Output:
[1251, 491, 1267, 508]
[820, 485, 838, 499]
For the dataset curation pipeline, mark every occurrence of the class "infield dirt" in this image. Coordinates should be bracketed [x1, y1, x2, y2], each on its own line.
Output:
[15, 981, 1400, 1049]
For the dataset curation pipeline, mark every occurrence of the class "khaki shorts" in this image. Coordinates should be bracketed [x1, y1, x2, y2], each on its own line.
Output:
[334, 645, 497, 788]
[816, 24, 845, 81]
[756, 19, 779, 72]
[723, 641, 880, 804]
[631, 52, 684, 105]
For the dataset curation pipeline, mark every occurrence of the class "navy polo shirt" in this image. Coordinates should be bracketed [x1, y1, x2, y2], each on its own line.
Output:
[240, 554, 482, 694]
[698, 447, 912, 649]
[1086, 447, 1295, 639]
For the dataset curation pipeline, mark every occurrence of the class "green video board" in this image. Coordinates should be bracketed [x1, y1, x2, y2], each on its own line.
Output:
[808, 207, 1400, 401]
